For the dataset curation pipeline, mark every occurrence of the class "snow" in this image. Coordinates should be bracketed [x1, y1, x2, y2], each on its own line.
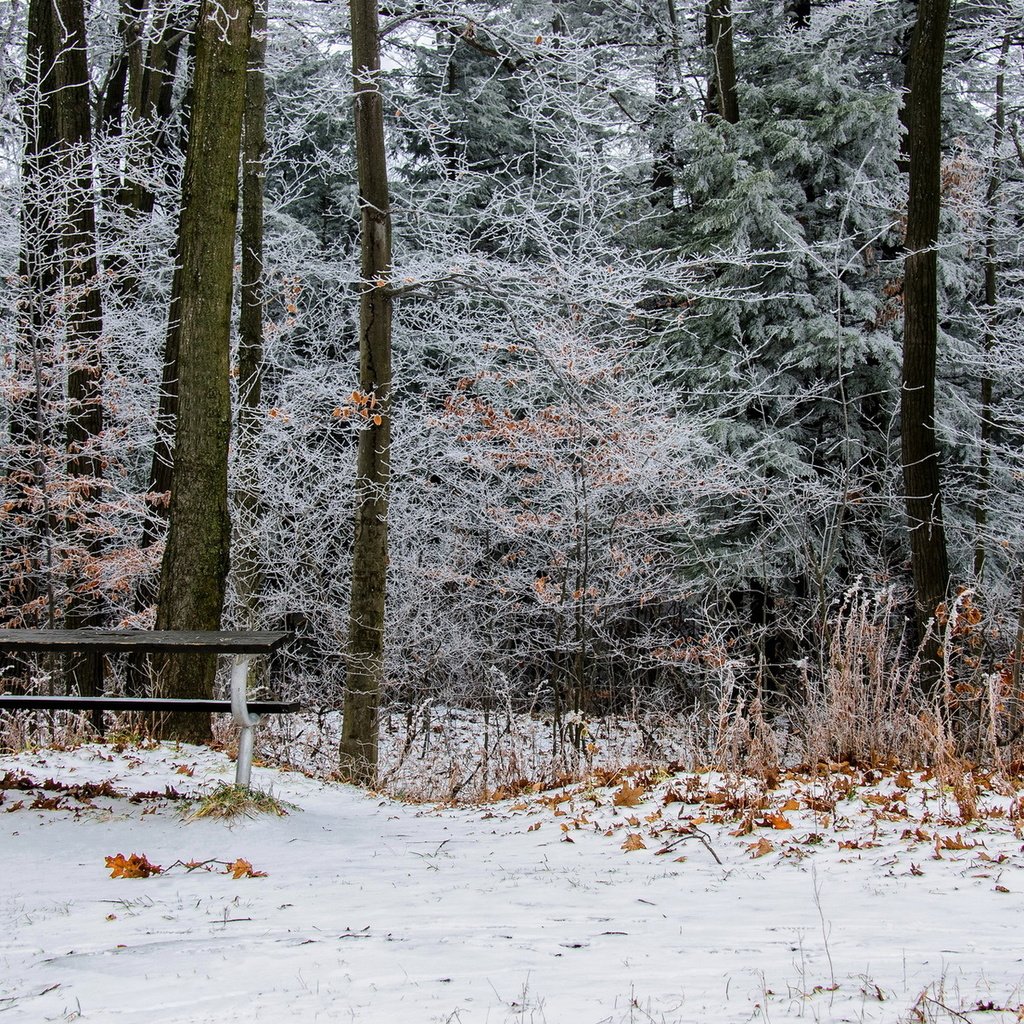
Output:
[2, 741, 1023, 1024]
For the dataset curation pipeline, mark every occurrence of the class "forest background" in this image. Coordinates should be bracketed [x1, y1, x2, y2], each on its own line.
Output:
[1, 0, 1022, 786]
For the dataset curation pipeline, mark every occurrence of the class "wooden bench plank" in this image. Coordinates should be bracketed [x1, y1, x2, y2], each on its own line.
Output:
[0, 629, 290, 654]
[0, 695, 301, 713]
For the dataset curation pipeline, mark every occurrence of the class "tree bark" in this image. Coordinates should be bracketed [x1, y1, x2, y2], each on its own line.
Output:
[153, 0, 253, 742]
[706, 0, 739, 125]
[54, 0, 107, 695]
[13, 0, 105, 690]
[973, 32, 1009, 581]
[340, 0, 394, 785]
[901, 0, 950, 685]
[235, 0, 268, 666]
[11, 0, 63, 628]
[651, 0, 680, 211]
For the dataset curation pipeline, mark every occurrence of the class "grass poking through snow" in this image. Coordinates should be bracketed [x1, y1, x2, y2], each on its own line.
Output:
[181, 782, 294, 821]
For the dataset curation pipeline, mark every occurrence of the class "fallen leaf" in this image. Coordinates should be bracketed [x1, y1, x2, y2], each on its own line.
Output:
[747, 837, 774, 859]
[105, 853, 162, 879]
[613, 782, 646, 807]
[226, 858, 266, 879]
[621, 833, 646, 852]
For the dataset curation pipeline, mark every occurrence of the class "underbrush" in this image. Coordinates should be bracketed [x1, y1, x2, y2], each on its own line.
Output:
[4, 584, 1024, 806]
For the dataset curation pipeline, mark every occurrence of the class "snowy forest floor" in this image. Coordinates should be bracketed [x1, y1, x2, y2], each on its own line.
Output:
[2, 722, 1024, 1024]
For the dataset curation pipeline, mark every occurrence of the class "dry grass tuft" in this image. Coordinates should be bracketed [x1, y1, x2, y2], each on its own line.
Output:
[182, 783, 294, 821]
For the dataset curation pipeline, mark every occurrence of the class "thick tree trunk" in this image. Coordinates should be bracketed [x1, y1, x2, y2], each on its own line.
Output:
[706, 0, 739, 125]
[340, 0, 394, 785]
[154, 0, 253, 742]
[235, 0, 268, 663]
[901, 0, 950, 686]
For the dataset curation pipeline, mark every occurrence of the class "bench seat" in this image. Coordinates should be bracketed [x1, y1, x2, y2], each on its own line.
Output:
[0, 628, 296, 787]
[0, 695, 300, 714]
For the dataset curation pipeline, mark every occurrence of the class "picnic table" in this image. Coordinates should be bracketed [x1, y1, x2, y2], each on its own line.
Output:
[0, 629, 297, 786]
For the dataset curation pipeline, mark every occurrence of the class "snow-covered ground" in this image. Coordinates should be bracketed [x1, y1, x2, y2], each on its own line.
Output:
[2, 741, 1023, 1024]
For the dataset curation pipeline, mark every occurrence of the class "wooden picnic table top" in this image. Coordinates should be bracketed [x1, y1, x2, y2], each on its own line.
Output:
[0, 629, 290, 655]
[0, 694, 301, 713]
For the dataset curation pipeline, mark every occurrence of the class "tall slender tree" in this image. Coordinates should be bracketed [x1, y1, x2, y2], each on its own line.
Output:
[14, 0, 105, 689]
[973, 32, 1010, 582]
[340, 0, 394, 784]
[901, 0, 951, 681]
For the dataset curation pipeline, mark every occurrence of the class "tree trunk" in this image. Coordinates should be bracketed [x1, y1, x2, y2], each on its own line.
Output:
[973, 32, 1009, 581]
[138, 10, 193, 560]
[10, 0, 63, 628]
[901, 0, 950, 686]
[153, 0, 253, 743]
[340, 0, 394, 785]
[135, 7, 190, 215]
[706, 0, 739, 125]
[235, 0, 268, 676]
[651, 0, 680, 212]
[54, 0, 107, 697]
[13, 0, 105, 690]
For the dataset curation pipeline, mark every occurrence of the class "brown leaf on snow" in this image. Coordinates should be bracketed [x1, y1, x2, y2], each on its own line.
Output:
[621, 833, 647, 852]
[613, 782, 646, 807]
[763, 813, 793, 830]
[937, 832, 979, 851]
[901, 827, 933, 843]
[226, 858, 266, 879]
[747, 837, 774, 859]
[106, 852, 162, 879]
[730, 814, 756, 837]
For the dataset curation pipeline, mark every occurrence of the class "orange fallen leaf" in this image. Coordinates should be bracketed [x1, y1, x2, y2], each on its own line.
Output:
[226, 858, 266, 879]
[613, 782, 646, 807]
[621, 833, 646, 852]
[747, 837, 774, 859]
[105, 852, 162, 879]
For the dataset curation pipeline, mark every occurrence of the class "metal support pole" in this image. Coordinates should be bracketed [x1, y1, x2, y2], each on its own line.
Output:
[229, 655, 260, 788]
